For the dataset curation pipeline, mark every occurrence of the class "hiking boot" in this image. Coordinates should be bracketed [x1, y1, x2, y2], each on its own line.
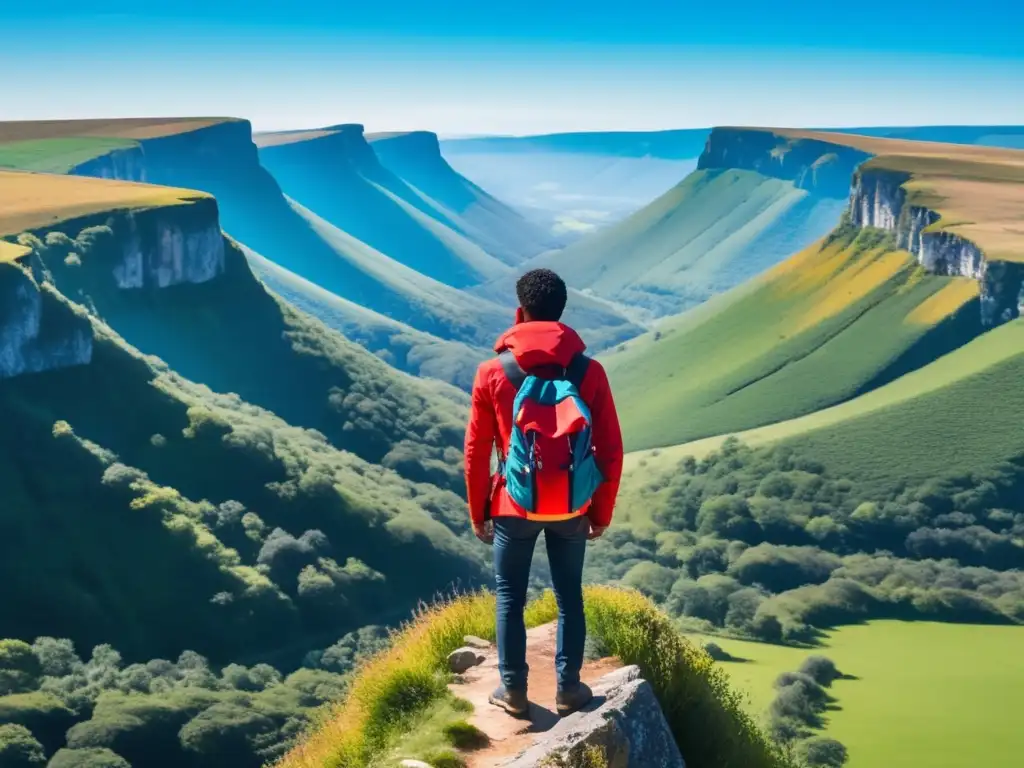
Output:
[556, 682, 593, 716]
[489, 684, 529, 717]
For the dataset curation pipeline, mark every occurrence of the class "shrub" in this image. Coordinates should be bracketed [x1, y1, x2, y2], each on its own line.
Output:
[799, 656, 842, 687]
[702, 642, 737, 662]
[798, 737, 848, 767]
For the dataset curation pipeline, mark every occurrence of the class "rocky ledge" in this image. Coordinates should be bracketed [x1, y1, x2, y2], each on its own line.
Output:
[501, 665, 686, 768]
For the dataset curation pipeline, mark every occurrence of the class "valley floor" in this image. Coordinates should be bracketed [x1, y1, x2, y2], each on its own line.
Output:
[687, 621, 1024, 768]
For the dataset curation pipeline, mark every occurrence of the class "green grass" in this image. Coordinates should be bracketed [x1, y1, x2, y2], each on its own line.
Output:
[529, 168, 845, 316]
[604, 230, 981, 452]
[384, 696, 484, 768]
[626, 317, 1024, 497]
[279, 587, 792, 768]
[0, 138, 137, 173]
[686, 621, 1024, 768]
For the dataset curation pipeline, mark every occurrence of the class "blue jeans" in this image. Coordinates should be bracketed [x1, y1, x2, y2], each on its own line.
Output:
[493, 515, 589, 692]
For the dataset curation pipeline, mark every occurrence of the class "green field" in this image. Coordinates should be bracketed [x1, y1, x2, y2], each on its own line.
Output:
[0, 137, 137, 173]
[688, 621, 1024, 768]
[528, 168, 845, 315]
[605, 228, 981, 452]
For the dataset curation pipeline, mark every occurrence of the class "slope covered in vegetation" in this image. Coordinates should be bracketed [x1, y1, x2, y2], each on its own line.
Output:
[10, 215, 471, 492]
[606, 226, 980, 451]
[244, 246, 487, 390]
[531, 168, 846, 315]
[606, 129, 1024, 451]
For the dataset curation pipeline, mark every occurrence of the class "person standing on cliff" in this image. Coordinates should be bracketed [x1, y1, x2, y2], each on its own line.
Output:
[464, 268, 624, 718]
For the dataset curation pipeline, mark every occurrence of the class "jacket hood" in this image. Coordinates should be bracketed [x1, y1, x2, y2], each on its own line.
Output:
[494, 321, 586, 369]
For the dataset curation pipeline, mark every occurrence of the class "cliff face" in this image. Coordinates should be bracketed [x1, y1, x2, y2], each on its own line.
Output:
[850, 167, 1023, 325]
[698, 128, 872, 199]
[259, 124, 387, 181]
[0, 261, 92, 379]
[71, 146, 147, 182]
[112, 200, 226, 289]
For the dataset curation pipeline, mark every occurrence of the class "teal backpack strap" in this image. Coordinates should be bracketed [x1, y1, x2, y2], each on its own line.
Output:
[498, 349, 528, 390]
[564, 353, 591, 389]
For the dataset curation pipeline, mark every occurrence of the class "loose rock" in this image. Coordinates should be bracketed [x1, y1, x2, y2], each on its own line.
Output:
[448, 647, 486, 673]
[463, 635, 492, 650]
[398, 760, 432, 768]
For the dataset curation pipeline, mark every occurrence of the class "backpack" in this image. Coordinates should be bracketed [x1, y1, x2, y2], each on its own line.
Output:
[497, 350, 604, 518]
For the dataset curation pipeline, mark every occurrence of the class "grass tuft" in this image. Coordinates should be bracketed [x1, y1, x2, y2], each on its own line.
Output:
[442, 720, 489, 750]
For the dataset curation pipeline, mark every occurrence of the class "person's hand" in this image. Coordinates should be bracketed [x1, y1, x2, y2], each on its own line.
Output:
[587, 522, 608, 540]
[473, 521, 494, 544]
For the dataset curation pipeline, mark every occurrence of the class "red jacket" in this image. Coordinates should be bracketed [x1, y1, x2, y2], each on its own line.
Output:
[464, 321, 623, 528]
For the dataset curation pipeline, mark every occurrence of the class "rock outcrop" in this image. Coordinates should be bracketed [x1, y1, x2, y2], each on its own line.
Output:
[850, 166, 1023, 326]
[698, 128, 871, 198]
[501, 666, 686, 768]
[112, 202, 226, 289]
[0, 261, 92, 380]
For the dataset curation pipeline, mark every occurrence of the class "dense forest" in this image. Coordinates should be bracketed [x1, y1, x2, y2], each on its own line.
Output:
[588, 438, 1024, 643]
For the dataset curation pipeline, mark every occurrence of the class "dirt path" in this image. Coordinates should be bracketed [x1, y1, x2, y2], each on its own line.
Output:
[449, 623, 622, 767]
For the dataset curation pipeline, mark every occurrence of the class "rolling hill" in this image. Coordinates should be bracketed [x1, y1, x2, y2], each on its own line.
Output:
[606, 128, 1024, 452]
[517, 128, 871, 316]
[243, 245, 487, 389]
[626, 316, 1024, 498]
[441, 129, 709, 239]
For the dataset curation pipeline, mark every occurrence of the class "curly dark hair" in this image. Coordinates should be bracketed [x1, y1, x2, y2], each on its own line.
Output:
[516, 268, 567, 322]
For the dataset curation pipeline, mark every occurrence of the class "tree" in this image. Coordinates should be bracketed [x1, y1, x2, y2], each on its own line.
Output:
[620, 562, 677, 603]
[31, 637, 82, 677]
[0, 724, 46, 767]
[0, 641, 42, 695]
[48, 748, 132, 768]
[178, 703, 276, 768]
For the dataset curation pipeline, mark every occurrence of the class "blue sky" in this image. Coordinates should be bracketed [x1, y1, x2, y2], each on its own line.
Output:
[1, 1, 1022, 135]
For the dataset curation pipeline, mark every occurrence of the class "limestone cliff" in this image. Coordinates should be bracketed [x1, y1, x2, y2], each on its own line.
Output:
[71, 145, 147, 182]
[0, 258, 92, 379]
[698, 127, 872, 198]
[110, 199, 226, 289]
[849, 166, 1023, 325]
[26, 197, 227, 292]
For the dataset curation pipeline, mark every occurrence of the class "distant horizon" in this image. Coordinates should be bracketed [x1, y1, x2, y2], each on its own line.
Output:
[5, 117, 1024, 143]
[1, 2, 1022, 135]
